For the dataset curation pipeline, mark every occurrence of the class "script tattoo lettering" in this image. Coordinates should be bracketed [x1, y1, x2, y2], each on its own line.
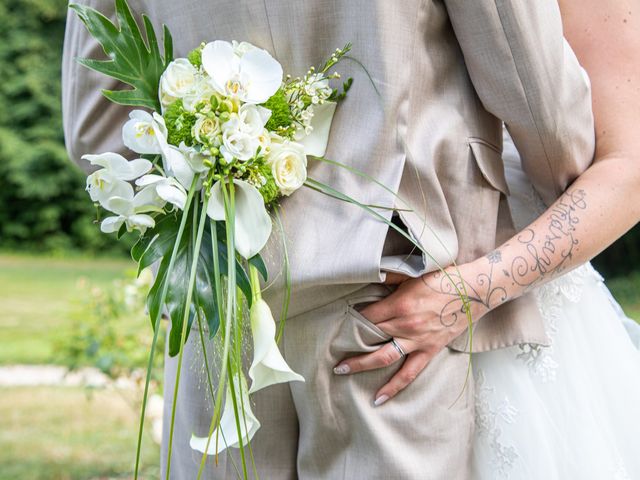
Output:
[421, 189, 587, 327]
[511, 189, 587, 289]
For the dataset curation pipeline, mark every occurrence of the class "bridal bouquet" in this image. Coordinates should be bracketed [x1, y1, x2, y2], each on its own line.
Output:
[71, 0, 357, 477]
[71, 0, 471, 478]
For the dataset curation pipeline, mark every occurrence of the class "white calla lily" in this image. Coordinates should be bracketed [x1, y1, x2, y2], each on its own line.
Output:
[206, 179, 272, 259]
[201, 40, 282, 104]
[295, 100, 337, 157]
[122, 110, 164, 154]
[190, 373, 260, 454]
[248, 298, 304, 393]
[136, 174, 187, 210]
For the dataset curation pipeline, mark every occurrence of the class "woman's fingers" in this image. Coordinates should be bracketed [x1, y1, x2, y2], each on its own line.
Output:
[373, 350, 432, 406]
[333, 340, 407, 375]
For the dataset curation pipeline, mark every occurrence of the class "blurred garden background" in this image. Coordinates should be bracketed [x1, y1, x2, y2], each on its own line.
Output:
[1, 0, 639, 478]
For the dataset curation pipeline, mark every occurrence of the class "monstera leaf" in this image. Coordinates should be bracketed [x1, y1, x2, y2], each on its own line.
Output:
[132, 211, 267, 356]
[70, 0, 173, 110]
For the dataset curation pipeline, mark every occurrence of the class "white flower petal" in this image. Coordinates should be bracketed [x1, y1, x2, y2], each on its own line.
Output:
[240, 49, 283, 104]
[162, 145, 195, 188]
[205, 180, 225, 221]
[190, 374, 260, 454]
[122, 110, 163, 154]
[104, 196, 134, 216]
[201, 41, 238, 96]
[82, 152, 152, 181]
[205, 179, 272, 259]
[86, 173, 133, 207]
[127, 214, 156, 231]
[156, 183, 187, 210]
[100, 216, 124, 233]
[248, 299, 304, 394]
[296, 101, 337, 157]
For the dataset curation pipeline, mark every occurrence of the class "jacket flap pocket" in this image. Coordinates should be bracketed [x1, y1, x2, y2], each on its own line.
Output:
[469, 139, 510, 196]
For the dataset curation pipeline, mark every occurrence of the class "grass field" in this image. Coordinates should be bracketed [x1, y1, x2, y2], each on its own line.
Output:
[0, 386, 160, 480]
[0, 253, 132, 365]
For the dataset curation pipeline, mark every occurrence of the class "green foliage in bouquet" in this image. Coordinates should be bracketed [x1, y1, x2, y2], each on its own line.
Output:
[163, 99, 197, 146]
[69, 0, 173, 111]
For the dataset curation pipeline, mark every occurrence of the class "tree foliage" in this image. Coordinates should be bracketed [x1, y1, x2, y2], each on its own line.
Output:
[0, 0, 126, 253]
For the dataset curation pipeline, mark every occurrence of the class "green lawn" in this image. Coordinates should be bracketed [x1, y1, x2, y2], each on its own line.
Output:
[606, 270, 640, 322]
[0, 386, 160, 480]
[0, 253, 132, 365]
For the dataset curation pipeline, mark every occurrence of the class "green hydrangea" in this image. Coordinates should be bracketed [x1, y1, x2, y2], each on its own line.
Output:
[262, 89, 294, 136]
[249, 160, 279, 206]
[187, 43, 204, 68]
[163, 100, 196, 146]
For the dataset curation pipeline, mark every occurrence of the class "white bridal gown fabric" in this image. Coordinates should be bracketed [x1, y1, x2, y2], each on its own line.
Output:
[471, 129, 640, 480]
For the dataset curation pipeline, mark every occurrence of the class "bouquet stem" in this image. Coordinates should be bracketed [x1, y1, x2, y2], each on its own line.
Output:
[165, 192, 211, 480]
[134, 178, 199, 480]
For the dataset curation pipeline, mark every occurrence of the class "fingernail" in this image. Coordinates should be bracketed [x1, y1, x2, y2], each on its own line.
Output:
[374, 394, 389, 407]
[333, 364, 350, 375]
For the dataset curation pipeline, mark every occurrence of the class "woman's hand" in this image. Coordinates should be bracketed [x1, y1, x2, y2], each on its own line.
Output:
[334, 262, 491, 406]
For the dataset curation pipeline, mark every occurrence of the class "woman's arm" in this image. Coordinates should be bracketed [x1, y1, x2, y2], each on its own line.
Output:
[334, 0, 640, 405]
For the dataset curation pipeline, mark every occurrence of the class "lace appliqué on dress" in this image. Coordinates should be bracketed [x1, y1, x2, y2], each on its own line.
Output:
[517, 263, 601, 382]
[474, 370, 520, 477]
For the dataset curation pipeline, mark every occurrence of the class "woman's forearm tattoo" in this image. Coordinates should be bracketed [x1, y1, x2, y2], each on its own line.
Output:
[421, 188, 588, 327]
[510, 188, 587, 289]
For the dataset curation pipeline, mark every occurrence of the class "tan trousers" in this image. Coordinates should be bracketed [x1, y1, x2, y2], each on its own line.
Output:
[161, 283, 474, 479]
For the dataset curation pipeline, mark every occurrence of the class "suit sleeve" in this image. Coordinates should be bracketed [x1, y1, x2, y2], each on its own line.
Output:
[443, 0, 595, 205]
[62, 1, 131, 174]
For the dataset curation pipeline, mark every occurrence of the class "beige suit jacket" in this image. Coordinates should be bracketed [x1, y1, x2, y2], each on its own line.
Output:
[62, 0, 595, 352]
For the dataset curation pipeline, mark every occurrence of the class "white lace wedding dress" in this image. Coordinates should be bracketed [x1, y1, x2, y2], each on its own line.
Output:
[471, 130, 640, 480]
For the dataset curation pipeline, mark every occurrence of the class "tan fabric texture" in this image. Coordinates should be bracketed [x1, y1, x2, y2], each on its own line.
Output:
[163, 284, 474, 479]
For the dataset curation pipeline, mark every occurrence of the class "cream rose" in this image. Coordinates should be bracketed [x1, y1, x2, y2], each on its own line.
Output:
[192, 114, 221, 145]
[267, 141, 307, 196]
[159, 58, 198, 107]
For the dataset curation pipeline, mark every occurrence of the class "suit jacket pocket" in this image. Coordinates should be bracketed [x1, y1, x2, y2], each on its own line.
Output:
[468, 137, 510, 196]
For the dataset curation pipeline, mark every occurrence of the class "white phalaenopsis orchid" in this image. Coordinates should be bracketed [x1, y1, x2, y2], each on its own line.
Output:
[190, 373, 260, 454]
[122, 110, 164, 154]
[136, 174, 187, 210]
[84, 152, 152, 207]
[201, 40, 283, 104]
[206, 179, 272, 259]
[100, 185, 164, 234]
[248, 298, 304, 394]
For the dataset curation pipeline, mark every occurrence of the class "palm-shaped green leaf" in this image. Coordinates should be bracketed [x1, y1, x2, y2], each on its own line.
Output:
[69, 0, 173, 111]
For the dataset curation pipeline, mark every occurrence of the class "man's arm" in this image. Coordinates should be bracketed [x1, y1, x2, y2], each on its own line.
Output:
[443, 0, 595, 205]
[62, 1, 132, 173]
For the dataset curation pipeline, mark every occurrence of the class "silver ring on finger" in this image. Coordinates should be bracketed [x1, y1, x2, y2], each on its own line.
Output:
[390, 338, 406, 358]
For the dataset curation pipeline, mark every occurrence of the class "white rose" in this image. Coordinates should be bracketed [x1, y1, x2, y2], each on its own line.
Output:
[236, 104, 271, 137]
[220, 129, 259, 162]
[267, 141, 307, 196]
[182, 74, 217, 112]
[192, 114, 221, 145]
[159, 58, 198, 107]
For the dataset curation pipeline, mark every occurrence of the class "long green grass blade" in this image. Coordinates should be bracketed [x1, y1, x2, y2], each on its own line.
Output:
[133, 178, 198, 480]
[165, 194, 210, 480]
